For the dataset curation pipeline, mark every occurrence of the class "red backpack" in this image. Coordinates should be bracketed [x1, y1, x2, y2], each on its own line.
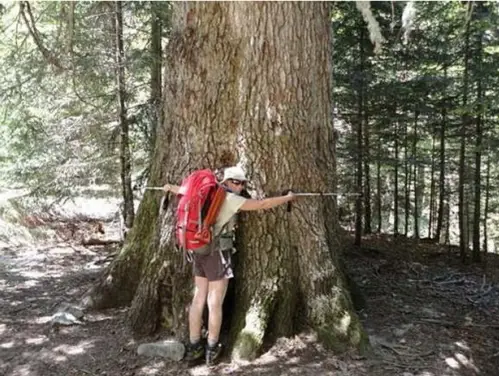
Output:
[175, 169, 227, 253]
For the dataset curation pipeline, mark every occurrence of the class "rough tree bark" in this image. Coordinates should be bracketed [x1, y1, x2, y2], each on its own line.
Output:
[86, 2, 367, 359]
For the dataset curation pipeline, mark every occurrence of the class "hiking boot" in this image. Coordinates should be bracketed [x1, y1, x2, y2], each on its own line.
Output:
[205, 342, 223, 366]
[184, 341, 204, 361]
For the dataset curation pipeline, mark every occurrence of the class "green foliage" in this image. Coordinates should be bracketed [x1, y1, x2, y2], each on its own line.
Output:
[0, 1, 170, 196]
[333, 1, 499, 248]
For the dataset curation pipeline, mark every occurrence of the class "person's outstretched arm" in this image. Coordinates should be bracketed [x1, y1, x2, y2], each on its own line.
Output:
[240, 192, 295, 211]
[163, 184, 181, 195]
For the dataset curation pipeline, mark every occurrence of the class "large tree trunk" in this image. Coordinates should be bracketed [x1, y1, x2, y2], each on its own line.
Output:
[87, 2, 367, 359]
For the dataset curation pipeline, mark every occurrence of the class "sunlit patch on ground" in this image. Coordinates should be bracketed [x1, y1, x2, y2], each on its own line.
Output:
[53, 340, 96, 356]
[138, 360, 166, 375]
[38, 347, 69, 363]
[24, 336, 48, 346]
[9, 364, 33, 376]
[1, 340, 16, 349]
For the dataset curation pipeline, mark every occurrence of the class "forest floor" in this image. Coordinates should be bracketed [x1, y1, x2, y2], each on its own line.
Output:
[1, 207, 499, 376]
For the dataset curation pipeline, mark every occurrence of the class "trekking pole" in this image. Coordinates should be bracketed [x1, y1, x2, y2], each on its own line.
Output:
[293, 192, 361, 197]
[141, 187, 362, 197]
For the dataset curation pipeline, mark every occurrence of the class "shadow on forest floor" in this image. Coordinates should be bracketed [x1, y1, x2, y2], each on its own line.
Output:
[1, 222, 499, 376]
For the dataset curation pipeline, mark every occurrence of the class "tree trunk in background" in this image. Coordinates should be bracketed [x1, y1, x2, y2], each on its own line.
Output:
[404, 119, 410, 236]
[393, 113, 399, 236]
[472, 25, 483, 263]
[483, 150, 490, 255]
[415, 164, 424, 240]
[444, 187, 451, 245]
[412, 109, 420, 238]
[436, 44, 448, 244]
[354, 26, 364, 246]
[362, 32, 371, 235]
[149, 0, 163, 155]
[115, 1, 135, 230]
[88, 2, 367, 359]
[428, 128, 437, 238]
[376, 138, 382, 233]
[84, 0, 142, 311]
[363, 100, 371, 234]
[436, 109, 447, 243]
[458, 3, 472, 263]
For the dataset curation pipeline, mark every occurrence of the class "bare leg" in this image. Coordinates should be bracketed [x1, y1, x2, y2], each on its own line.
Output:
[189, 276, 208, 343]
[207, 278, 229, 345]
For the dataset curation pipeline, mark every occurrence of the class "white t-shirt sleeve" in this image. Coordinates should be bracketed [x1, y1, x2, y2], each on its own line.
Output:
[213, 193, 247, 235]
[225, 193, 247, 213]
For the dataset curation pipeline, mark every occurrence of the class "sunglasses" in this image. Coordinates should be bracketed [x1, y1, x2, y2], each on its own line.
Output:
[229, 179, 245, 186]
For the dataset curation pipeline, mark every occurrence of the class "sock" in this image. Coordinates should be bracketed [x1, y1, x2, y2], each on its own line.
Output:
[190, 337, 200, 345]
[207, 338, 218, 347]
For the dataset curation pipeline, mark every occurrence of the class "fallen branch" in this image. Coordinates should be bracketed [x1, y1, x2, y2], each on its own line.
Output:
[376, 338, 435, 358]
[377, 340, 404, 356]
[8, 305, 30, 314]
[435, 278, 465, 285]
[82, 238, 122, 246]
[383, 360, 426, 371]
[93, 253, 117, 265]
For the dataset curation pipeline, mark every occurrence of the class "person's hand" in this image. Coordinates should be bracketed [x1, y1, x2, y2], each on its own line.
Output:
[162, 184, 171, 193]
[281, 189, 296, 201]
[283, 190, 295, 213]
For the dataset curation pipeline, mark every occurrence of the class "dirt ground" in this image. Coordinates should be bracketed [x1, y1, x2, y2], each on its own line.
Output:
[1, 221, 499, 376]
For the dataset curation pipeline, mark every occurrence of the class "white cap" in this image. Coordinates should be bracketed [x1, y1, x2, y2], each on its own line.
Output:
[222, 166, 247, 182]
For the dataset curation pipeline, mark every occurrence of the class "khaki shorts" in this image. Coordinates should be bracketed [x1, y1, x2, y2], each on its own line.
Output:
[191, 249, 233, 281]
